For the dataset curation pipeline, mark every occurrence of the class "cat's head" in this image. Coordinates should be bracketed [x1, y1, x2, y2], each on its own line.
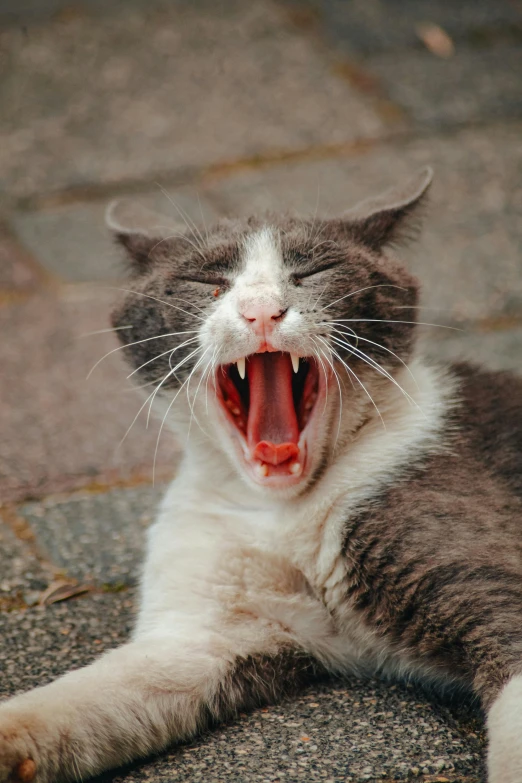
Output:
[108, 169, 431, 496]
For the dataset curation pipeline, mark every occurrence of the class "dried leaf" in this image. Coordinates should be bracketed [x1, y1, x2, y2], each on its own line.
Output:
[39, 580, 90, 606]
[416, 23, 455, 58]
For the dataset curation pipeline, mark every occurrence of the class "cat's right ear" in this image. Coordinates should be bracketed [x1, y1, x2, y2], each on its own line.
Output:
[106, 200, 185, 274]
[341, 167, 433, 251]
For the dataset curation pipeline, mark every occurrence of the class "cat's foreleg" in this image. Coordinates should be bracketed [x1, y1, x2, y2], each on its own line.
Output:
[487, 674, 522, 783]
[0, 619, 318, 783]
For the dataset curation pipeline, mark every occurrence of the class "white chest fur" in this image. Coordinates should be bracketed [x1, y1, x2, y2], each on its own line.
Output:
[137, 359, 454, 675]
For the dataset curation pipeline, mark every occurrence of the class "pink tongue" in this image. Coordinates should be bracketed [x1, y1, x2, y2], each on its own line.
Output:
[247, 353, 299, 466]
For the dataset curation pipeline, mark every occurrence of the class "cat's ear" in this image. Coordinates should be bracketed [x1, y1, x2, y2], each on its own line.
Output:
[106, 200, 185, 274]
[342, 167, 433, 251]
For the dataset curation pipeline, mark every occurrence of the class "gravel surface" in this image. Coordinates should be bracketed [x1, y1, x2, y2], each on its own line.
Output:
[0, 592, 486, 782]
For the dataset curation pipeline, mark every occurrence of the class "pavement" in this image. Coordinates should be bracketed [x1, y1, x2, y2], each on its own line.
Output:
[1, 0, 521, 780]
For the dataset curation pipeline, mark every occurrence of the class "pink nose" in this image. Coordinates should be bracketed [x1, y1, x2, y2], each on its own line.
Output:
[241, 303, 286, 335]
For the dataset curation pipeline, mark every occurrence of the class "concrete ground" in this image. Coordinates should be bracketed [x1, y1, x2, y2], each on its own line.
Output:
[1, 0, 521, 780]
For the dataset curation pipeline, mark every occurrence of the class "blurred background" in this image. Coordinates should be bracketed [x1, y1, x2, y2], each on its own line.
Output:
[0, 1, 521, 779]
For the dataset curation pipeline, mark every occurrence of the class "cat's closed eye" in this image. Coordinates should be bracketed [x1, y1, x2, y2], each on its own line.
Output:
[176, 276, 228, 286]
[290, 261, 340, 285]
[166, 276, 229, 292]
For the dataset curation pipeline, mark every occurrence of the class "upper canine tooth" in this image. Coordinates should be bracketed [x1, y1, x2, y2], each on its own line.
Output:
[236, 357, 246, 379]
[291, 353, 299, 374]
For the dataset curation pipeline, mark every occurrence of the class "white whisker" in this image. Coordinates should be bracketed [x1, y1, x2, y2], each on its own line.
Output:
[328, 321, 359, 344]
[127, 336, 200, 379]
[115, 345, 202, 454]
[156, 183, 207, 250]
[147, 345, 203, 427]
[329, 334, 422, 414]
[153, 290, 209, 315]
[107, 287, 206, 322]
[327, 323, 419, 390]
[205, 347, 218, 414]
[333, 317, 462, 331]
[310, 281, 329, 312]
[310, 337, 329, 412]
[186, 348, 213, 441]
[114, 379, 164, 454]
[87, 328, 199, 379]
[197, 192, 210, 247]
[320, 284, 408, 313]
[314, 342, 343, 447]
[152, 365, 200, 486]
[123, 375, 165, 392]
[306, 185, 321, 244]
[392, 304, 461, 313]
[317, 336, 386, 429]
[149, 231, 207, 263]
[79, 325, 132, 337]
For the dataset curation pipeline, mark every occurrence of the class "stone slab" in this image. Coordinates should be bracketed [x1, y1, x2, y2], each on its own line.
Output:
[19, 485, 161, 586]
[0, 0, 166, 26]
[368, 47, 522, 127]
[0, 288, 177, 504]
[0, 591, 484, 781]
[0, 221, 47, 292]
[206, 122, 522, 323]
[424, 326, 522, 375]
[283, 0, 522, 127]
[0, 0, 382, 202]
[11, 189, 220, 283]
[288, 0, 522, 57]
[0, 517, 51, 605]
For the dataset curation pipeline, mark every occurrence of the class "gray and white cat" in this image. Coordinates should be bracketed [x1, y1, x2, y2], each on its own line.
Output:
[1, 169, 521, 783]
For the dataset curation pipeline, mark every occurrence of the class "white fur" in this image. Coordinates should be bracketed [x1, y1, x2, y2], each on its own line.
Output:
[199, 228, 314, 369]
[488, 675, 522, 782]
[200, 229, 288, 368]
[0, 357, 457, 782]
[240, 227, 283, 290]
[195, 227, 337, 491]
[0, 227, 466, 782]
[148, 359, 455, 684]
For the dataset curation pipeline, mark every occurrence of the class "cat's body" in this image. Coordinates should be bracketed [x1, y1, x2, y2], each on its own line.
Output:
[1, 169, 521, 783]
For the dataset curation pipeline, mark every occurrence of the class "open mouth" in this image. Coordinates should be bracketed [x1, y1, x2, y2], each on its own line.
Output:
[216, 352, 320, 484]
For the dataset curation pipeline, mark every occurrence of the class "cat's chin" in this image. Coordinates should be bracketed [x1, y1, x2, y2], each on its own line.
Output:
[215, 352, 327, 491]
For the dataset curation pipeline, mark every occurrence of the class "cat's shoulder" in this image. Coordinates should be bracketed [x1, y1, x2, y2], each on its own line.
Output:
[449, 361, 522, 495]
[450, 361, 522, 447]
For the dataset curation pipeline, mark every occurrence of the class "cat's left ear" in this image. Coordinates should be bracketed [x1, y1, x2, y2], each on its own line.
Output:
[106, 199, 185, 274]
[342, 167, 433, 251]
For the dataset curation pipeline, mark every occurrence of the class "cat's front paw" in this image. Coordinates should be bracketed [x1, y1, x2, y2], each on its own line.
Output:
[0, 711, 47, 783]
[5, 760, 36, 783]
[487, 675, 522, 783]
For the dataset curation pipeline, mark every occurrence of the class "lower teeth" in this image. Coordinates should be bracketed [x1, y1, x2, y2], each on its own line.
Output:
[255, 461, 302, 478]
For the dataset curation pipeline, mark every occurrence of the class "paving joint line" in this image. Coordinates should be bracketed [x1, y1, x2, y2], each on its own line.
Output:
[273, 0, 411, 127]
[0, 215, 59, 296]
[10, 114, 522, 214]
[0, 504, 65, 580]
[0, 463, 174, 508]
[8, 471, 170, 509]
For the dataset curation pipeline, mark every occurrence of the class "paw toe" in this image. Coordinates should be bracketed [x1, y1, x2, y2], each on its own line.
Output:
[14, 760, 36, 783]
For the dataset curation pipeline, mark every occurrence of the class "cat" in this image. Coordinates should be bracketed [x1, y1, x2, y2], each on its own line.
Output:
[1, 168, 521, 783]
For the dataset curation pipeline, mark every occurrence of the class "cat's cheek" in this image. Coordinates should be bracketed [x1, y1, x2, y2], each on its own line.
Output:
[487, 675, 522, 783]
